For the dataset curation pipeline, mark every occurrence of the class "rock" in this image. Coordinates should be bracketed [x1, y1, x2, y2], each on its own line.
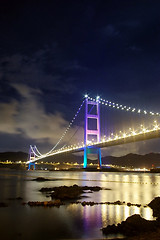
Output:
[32, 177, 50, 182]
[81, 201, 96, 206]
[148, 197, 160, 218]
[40, 187, 55, 192]
[82, 186, 102, 191]
[114, 200, 123, 205]
[53, 199, 61, 206]
[28, 200, 63, 207]
[40, 185, 103, 200]
[90, 201, 95, 206]
[81, 201, 87, 206]
[39, 185, 106, 201]
[103, 224, 118, 234]
[48, 185, 103, 200]
[135, 204, 141, 207]
[102, 214, 158, 237]
[51, 185, 84, 200]
[127, 202, 132, 206]
[0, 202, 8, 207]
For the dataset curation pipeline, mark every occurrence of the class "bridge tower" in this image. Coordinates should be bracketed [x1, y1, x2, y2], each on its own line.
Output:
[28, 145, 36, 170]
[84, 96, 102, 169]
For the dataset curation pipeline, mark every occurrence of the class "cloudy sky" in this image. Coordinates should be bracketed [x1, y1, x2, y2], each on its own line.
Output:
[1, 0, 160, 156]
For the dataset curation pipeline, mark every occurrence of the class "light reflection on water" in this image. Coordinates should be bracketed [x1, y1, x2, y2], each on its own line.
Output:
[0, 170, 160, 239]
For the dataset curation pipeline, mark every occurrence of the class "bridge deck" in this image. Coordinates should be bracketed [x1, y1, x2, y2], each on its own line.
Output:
[30, 129, 160, 162]
[58, 129, 160, 154]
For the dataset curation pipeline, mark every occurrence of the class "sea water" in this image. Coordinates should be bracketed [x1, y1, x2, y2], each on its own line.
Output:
[0, 169, 159, 239]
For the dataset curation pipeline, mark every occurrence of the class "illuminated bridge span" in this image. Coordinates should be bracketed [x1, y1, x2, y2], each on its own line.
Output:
[27, 95, 160, 169]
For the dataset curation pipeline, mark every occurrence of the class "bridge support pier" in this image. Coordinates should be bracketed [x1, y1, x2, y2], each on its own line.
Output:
[28, 145, 36, 170]
[98, 148, 102, 169]
[84, 147, 87, 168]
[84, 146, 101, 169]
[83, 96, 102, 169]
[28, 162, 36, 170]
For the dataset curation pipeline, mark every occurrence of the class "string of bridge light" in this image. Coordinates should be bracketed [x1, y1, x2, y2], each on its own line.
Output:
[86, 96, 160, 116]
[100, 120, 159, 142]
[27, 120, 160, 162]
[34, 99, 86, 157]
[30, 145, 41, 158]
[35, 146, 42, 156]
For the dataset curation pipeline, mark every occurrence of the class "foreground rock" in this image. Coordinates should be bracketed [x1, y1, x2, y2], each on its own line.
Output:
[51, 185, 84, 200]
[102, 214, 159, 237]
[40, 184, 103, 200]
[80, 200, 141, 207]
[126, 229, 160, 240]
[148, 197, 160, 218]
[32, 177, 51, 181]
[81, 201, 97, 206]
[28, 199, 63, 207]
[0, 202, 8, 207]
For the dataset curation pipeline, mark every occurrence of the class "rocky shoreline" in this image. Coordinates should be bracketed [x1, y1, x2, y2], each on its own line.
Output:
[102, 197, 160, 239]
[40, 184, 108, 200]
[2, 180, 160, 239]
[38, 184, 160, 239]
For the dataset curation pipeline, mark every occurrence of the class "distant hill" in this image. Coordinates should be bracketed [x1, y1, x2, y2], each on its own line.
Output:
[37, 152, 160, 168]
[101, 153, 160, 169]
[0, 151, 160, 169]
[0, 151, 28, 162]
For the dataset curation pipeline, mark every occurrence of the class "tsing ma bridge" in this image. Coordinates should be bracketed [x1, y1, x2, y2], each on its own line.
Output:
[27, 95, 160, 169]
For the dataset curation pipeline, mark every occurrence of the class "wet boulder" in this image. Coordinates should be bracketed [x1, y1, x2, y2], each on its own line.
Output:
[148, 197, 160, 218]
[40, 187, 55, 192]
[28, 200, 63, 207]
[127, 202, 132, 206]
[50, 185, 103, 200]
[114, 200, 123, 205]
[32, 177, 50, 182]
[81, 201, 96, 206]
[0, 202, 8, 207]
[82, 186, 102, 191]
[102, 214, 158, 237]
[51, 185, 84, 200]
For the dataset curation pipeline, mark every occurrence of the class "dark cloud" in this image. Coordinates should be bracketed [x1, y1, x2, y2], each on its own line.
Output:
[0, 83, 83, 151]
[0, 46, 86, 114]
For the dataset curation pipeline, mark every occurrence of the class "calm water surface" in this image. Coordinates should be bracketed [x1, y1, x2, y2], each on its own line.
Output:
[0, 169, 160, 239]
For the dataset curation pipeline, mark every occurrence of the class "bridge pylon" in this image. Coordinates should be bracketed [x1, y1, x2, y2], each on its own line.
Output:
[28, 145, 36, 170]
[84, 96, 102, 169]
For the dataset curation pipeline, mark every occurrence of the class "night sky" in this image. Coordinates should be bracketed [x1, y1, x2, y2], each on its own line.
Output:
[1, 0, 160, 156]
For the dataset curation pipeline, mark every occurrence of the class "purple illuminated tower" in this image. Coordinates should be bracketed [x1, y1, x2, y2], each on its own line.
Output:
[28, 145, 36, 170]
[84, 96, 102, 168]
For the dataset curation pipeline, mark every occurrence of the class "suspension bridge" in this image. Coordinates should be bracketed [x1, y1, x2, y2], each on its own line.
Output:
[27, 95, 160, 170]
